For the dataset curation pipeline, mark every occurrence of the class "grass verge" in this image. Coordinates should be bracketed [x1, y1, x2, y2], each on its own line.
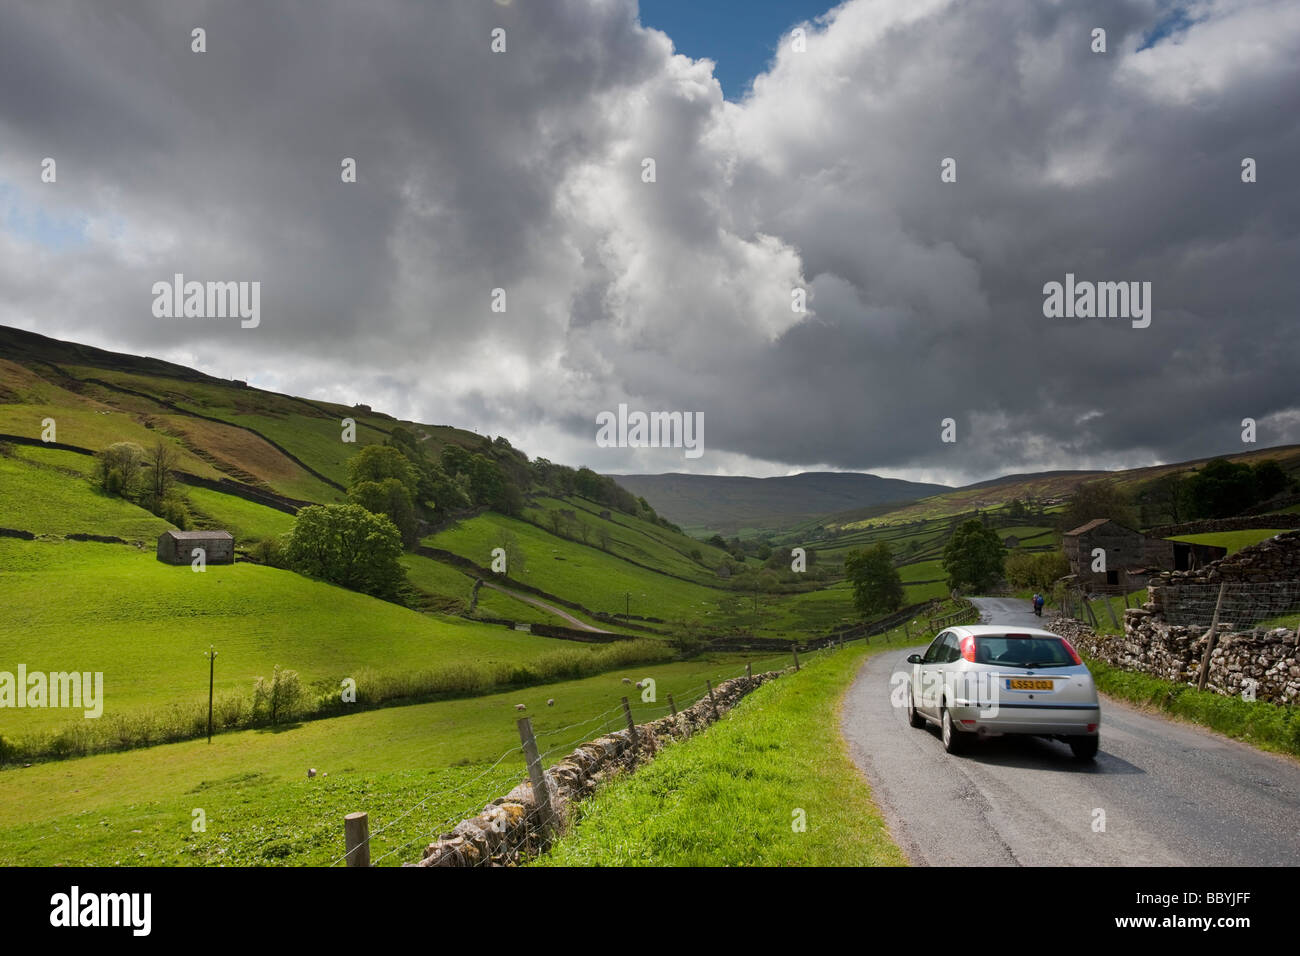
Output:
[533, 643, 906, 866]
[1088, 658, 1300, 757]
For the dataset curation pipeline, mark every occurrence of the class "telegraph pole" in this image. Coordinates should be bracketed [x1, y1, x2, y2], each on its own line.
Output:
[204, 645, 217, 744]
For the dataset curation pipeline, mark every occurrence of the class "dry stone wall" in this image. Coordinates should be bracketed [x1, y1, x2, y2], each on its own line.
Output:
[408, 670, 781, 867]
[1057, 530, 1300, 703]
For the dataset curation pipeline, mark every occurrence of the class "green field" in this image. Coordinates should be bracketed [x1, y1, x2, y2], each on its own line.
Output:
[183, 486, 296, 542]
[426, 511, 734, 621]
[0, 448, 171, 542]
[0, 655, 778, 866]
[0, 538, 663, 742]
[1168, 529, 1286, 554]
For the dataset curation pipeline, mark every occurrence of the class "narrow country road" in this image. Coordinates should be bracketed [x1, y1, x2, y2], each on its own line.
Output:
[479, 580, 611, 633]
[841, 596, 1300, 865]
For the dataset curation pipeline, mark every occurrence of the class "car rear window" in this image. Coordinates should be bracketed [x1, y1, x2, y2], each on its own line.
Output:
[973, 635, 1073, 668]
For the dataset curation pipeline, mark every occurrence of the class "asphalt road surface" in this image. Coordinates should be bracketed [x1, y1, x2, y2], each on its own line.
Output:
[841, 596, 1300, 865]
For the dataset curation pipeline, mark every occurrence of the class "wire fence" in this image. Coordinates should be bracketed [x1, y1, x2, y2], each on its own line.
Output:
[332, 643, 857, 868]
[1057, 580, 1300, 636]
[1155, 581, 1300, 631]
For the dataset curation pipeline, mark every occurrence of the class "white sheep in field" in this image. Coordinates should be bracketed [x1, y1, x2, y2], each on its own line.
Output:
[634, 681, 644, 689]
[547, 699, 555, 707]
[621, 677, 632, 685]
[514, 703, 526, 712]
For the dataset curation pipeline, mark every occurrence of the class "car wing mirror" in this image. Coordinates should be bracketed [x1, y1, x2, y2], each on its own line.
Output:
[906, 654, 923, 664]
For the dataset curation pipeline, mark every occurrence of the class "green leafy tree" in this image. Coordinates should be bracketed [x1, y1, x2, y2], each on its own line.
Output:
[347, 445, 418, 499]
[348, 477, 419, 549]
[942, 519, 1007, 592]
[1004, 550, 1070, 591]
[1057, 479, 1139, 532]
[1252, 460, 1291, 500]
[844, 543, 904, 616]
[95, 441, 145, 498]
[285, 504, 406, 599]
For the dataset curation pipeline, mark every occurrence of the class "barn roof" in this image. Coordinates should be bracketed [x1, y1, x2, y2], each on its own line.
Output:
[159, 530, 233, 540]
[1063, 518, 1110, 535]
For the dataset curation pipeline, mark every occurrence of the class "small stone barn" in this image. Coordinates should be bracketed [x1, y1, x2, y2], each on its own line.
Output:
[157, 530, 234, 565]
[1063, 518, 1225, 588]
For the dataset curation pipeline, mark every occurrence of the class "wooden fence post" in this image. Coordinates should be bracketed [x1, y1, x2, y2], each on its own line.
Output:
[1083, 597, 1099, 628]
[621, 696, 638, 746]
[791, 644, 801, 671]
[668, 693, 677, 716]
[1196, 582, 1229, 691]
[344, 811, 370, 868]
[706, 680, 719, 720]
[1104, 596, 1120, 629]
[745, 662, 752, 679]
[517, 716, 557, 838]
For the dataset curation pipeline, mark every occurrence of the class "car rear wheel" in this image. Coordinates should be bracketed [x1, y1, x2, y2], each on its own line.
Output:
[1068, 734, 1099, 761]
[907, 688, 925, 728]
[941, 706, 967, 755]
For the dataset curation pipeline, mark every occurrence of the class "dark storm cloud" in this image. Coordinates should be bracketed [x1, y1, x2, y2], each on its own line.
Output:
[0, 0, 1296, 482]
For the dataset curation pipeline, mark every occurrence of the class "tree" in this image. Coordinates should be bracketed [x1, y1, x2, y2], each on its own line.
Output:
[1138, 473, 1191, 526]
[347, 445, 418, 499]
[1184, 458, 1293, 519]
[1057, 479, 1139, 533]
[144, 439, 178, 505]
[284, 504, 406, 599]
[348, 477, 418, 549]
[942, 519, 1007, 592]
[1252, 460, 1291, 500]
[1005, 550, 1070, 591]
[252, 665, 302, 725]
[844, 543, 904, 617]
[1185, 459, 1256, 519]
[95, 442, 145, 497]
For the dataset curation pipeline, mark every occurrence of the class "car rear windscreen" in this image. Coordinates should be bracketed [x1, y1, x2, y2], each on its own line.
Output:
[974, 635, 1072, 667]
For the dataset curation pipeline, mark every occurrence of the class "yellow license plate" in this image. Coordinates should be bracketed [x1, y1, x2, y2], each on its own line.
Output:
[1008, 679, 1053, 690]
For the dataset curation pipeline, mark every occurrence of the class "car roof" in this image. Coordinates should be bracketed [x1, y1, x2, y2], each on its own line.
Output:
[946, 624, 1063, 639]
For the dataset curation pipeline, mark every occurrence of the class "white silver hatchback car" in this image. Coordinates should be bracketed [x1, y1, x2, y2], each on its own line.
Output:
[905, 625, 1101, 760]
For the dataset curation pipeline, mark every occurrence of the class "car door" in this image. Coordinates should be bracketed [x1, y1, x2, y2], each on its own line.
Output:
[915, 632, 951, 718]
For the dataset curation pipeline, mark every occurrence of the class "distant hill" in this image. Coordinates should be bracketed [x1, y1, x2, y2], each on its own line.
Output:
[611, 471, 951, 535]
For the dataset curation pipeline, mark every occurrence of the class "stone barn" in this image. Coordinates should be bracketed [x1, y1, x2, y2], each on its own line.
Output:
[1063, 518, 1226, 588]
[157, 530, 234, 565]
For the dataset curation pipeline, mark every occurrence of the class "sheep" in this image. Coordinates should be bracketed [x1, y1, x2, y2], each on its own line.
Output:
[514, 703, 526, 712]
[307, 768, 317, 778]
[621, 677, 632, 685]
[547, 698, 555, 707]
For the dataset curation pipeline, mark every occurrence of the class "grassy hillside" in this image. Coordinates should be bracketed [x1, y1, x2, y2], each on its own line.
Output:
[0, 537, 669, 745]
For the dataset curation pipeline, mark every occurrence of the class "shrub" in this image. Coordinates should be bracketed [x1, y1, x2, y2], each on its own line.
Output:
[253, 666, 303, 725]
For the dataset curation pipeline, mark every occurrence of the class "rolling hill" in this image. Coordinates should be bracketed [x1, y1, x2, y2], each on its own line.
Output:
[611, 471, 951, 535]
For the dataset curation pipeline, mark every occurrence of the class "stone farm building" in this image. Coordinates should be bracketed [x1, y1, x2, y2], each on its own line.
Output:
[1063, 518, 1226, 589]
[157, 530, 235, 565]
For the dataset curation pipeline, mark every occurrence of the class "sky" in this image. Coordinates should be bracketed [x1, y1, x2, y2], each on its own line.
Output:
[639, 0, 834, 100]
[0, 0, 1297, 486]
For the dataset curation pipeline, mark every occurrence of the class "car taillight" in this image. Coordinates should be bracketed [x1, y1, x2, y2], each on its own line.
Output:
[959, 635, 976, 662]
[1059, 637, 1083, 665]
[1087, 723, 1098, 733]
